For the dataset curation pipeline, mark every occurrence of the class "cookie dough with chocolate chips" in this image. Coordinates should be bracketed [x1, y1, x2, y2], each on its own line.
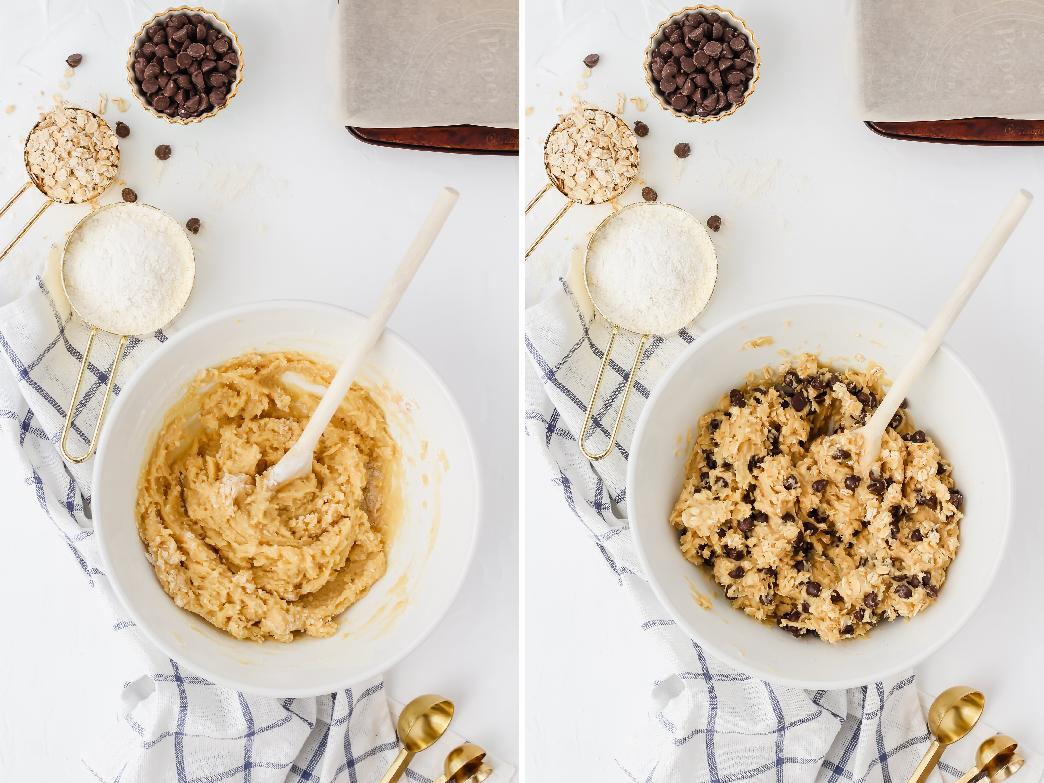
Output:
[136, 352, 399, 642]
[670, 354, 963, 643]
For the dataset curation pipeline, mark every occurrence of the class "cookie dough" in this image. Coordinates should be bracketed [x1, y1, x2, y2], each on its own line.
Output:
[136, 352, 399, 642]
[670, 354, 963, 642]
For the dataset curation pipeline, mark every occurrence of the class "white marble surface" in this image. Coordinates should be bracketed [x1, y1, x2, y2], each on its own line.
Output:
[0, 1, 517, 779]
[525, 0, 1044, 779]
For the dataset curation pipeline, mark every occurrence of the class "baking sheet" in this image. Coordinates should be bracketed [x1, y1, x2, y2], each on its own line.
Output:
[853, 0, 1044, 121]
[338, 0, 518, 129]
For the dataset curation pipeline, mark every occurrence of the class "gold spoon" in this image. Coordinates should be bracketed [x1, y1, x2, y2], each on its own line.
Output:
[955, 735, 1023, 783]
[434, 743, 493, 783]
[906, 686, 986, 783]
[378, 695, 455, 783]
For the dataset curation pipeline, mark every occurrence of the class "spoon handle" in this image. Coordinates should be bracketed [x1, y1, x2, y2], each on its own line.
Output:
[906, 739, 944, 783]
[953, 766, 987, 783]
[860, 189, 1032, 472]
[378, 748, 414, 783]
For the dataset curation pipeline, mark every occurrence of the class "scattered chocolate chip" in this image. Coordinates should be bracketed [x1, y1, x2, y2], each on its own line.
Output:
[783, 475, 798, 491]
[833, 448, 851, 461]
[706, 214, 722, 232]
[843, 475, 861, 491]
[583, 53, 600, 68]
[114, 121, 130, 138]
[155, 144, 172, 160]
[830, 591, 844, 604]
[910, 529, 923, 542]
[728, 565, 745, 579]
[909, 430, 927, 444]
[895, 583, 913, 599]
[640, 186, 658, 202]
[863, 592, 879, 608]
[867, 478, 886, 496]
[121, 187, 137, 203]
[916, 494, 938, 511]
[729, 388, 745, 408]
[812, 479, 828, 493]
[790, 392, 808, 411]
[949, 489, 964, 510]
[66, 53, 83, 68]
[185, 217, 201, 234]
[633, 120, 649, 137]
[674, 142, 691, 158]
[805, 581, 822, 597]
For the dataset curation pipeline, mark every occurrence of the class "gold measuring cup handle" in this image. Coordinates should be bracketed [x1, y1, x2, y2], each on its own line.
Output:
[377, 748, 413, 783]
[525, 182, 552, 214]
[906, 739, 944, 783]
[580, 327, 648, 461]
[60, 328, 128, 464]
[0, 182, 52, 263]
[525, 199, 573, 260]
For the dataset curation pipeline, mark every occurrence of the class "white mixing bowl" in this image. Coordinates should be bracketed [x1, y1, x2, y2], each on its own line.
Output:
[93, 301, 480, 697]
[629, 297, 1012, 689]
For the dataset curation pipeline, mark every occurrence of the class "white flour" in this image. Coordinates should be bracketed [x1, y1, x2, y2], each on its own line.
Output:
[63, 204, 195, 335]
[585, 204, 717, 335]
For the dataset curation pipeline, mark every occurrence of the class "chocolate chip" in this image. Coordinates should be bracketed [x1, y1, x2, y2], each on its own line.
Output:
[790, 392, 808, 411]
[142, 78, 160, 94]
[121, 187, 137, 203]
[634, 120, 649, 137]
[916, 494, 939, 511]
[583, 53, 600, 68]
[154, 144, 172, 160]
[805, 581, 821, 597]
[728, 565, 745, 579]
[729, 389, 745, 407]
[726, 86, 745, 104]
[794, 559, 806, 572]
[910, 529, 923, 542]
[722, 546, 744, 561]
[706, 214, 722, 232]
[830, 591, 844, 605]
[114, 121, 130, 138]
[641, 186, 658, 202]
[895, 583, 913, 599]
[833, 448, 851, 461]
[66, 53, 83, 68]
[185, 217, 201, 234]
[867, 478, 886, 496]
[670, 93, 688, 110]
[909, 430, 927, 444]
[703, 40, 723, 57]
[783, 475, 798, 490]
[863, 592, 879, 608]
[674, 142, 691, 158]
[949, 489, 964, 510]
[844, 475, 861, 491]
[812, 479, 828, 493]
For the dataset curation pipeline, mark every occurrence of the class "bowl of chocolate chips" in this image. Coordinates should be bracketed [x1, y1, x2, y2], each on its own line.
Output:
[127, 7, 243, 124]
[645, 5, 760, 122]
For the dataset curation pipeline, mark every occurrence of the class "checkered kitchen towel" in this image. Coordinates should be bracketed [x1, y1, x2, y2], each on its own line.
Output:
[525, 271, 956, 783]
[0, 250, 509, 783]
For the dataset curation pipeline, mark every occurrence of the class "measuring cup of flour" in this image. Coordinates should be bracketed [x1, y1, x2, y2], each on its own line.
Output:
[59, 202, 195, 463]
[580, 202, 717, 461]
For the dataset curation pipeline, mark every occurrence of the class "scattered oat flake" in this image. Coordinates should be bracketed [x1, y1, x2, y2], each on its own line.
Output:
[112, 97, 129, 112]
[59, 81, 71, 91]
[576, 81, 588, 91]
[4, 105, 15, 114]
[582, 67, 592, 78]
[629, 96, 647, 112]
[64, 67, 75, 78]
[97, 93, 108, 115]
[615, 92, 626, 115]
[525, 106, 534, 116]
[742, 336, 775, 350]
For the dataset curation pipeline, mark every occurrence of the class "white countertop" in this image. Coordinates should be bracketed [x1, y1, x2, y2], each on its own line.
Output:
[0, 1, 518, 779]
[525, 0, 1044, 779]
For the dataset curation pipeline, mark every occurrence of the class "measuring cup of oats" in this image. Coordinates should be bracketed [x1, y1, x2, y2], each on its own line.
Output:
[525, 107, 639, 259]
[580, 202, 717, 461]
[58, 202, 195, 463]
[0, 106, 119, 262]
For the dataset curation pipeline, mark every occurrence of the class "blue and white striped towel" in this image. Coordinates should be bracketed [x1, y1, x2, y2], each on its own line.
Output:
[525, 270, 962, 783]
[0, 249, 510, 783]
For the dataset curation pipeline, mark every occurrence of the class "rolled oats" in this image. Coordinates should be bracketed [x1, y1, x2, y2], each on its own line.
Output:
[24, 105, 119, 203]
[544, 108, 639, 205]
